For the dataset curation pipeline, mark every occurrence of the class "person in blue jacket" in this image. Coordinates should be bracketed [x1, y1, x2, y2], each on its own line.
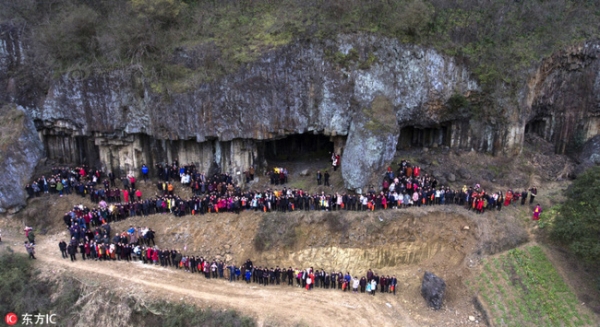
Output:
[141, 164, 149, 183]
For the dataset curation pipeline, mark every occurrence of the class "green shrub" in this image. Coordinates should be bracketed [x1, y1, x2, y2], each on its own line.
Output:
[551, 166, 600, 263]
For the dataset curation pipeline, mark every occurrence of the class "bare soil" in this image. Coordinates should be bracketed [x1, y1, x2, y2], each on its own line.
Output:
[1, 134, 599, 326]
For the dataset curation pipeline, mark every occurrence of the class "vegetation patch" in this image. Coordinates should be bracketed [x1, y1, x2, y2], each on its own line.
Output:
[363, 95, 398, 135]
[4, 0, 597, 95]
[549, 166, 600, 264]
[323, 212, 349, 234]
[0, 105, 25, 153]
[0, 249, 255, 326]
[253, 213, 299, 251]
[470, 246, 592, 327]
[130, 300, 255, 327]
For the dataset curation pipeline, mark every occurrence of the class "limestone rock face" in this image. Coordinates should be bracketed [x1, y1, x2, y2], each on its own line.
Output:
[421, 271, 446, 310]
[574, 134, 600, 176]
[525, 43, 600, 154]
[0, 105, 44, 213]
[9, 34, 478, 188]
[30, 35, 478, 144]
[2, 21, 600, 191]
[343, 96, 399, 190]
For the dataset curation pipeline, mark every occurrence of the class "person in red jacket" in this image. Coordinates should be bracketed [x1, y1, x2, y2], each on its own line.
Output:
[135, 189, 142, 201]
[129, 175, 136, 190]
[123, 189, 129, 203]
[151, 248, 159, 264]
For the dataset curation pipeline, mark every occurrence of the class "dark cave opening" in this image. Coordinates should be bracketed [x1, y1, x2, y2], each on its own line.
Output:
[262, 133, 334, 161]
[525, 119, 547, 138]
[398, 125, 451, 149]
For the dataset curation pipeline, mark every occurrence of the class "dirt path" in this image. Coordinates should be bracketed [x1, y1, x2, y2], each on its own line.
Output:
[6, 235, 419, 327]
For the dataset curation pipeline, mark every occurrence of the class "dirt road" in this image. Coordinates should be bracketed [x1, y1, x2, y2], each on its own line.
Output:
[6, 234, 420, 327]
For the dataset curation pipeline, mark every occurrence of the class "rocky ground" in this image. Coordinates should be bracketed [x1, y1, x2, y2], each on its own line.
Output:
[0, 136, 599, 326]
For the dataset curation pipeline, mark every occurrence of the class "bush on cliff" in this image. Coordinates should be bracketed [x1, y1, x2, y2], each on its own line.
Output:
[550, 166, 600, 264]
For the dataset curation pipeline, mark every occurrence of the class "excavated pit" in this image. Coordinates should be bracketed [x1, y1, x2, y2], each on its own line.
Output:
[97, 209, 480, 276]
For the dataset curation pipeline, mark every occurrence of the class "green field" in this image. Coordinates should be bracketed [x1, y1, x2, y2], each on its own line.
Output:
[469, 246, 593, 327]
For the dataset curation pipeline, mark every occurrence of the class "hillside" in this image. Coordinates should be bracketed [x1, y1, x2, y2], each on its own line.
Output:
[2, 0, 598, 91]
[1, 138, 599, 326]
[0, 1, 599, 326]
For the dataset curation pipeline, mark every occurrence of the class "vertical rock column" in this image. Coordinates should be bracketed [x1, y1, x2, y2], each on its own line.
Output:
[342, 96, 399, 191]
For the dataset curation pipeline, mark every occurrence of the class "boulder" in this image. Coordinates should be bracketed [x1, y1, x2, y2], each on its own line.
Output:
[0, 105, 44, 213]
[421, 271, 446, 310]
[457, 168, 471, 180]
[446, 173, 456, 182]
[299, 169, 310, 176]
[342, 96, 399, 190]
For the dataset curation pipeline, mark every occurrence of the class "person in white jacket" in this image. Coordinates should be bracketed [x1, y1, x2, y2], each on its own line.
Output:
[370, 279, 377, 296]
[352, 277, 360, 293]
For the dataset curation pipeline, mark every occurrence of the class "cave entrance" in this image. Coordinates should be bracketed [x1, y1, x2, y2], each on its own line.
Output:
[398, 124, 451, 149]
[263, 133, 334, 161]
[525, 119, 547, 139]
[42, 133, 100, 167]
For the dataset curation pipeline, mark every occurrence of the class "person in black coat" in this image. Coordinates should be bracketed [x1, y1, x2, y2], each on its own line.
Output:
[59, 240, 67, 259]
[360, 276, 367, 293]
[67, 243, 77, 261]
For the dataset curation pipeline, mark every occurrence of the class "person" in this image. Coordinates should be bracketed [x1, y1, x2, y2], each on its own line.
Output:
[68, 242, 77, 261]
[141, 164, 149, 182]
[532, 204, 542, 221]
[332, 154, 339, 171]
[129, 175, 136, 190]
[324, 171, 330, 187]
[59, 240, 67, 259]
[520, 190, 528, 205]
[370, 278, 377, 296]
[352, 276, 359, 293]
[0, 229, 2, 243]
[26, 228, 35, 245]
[25, 241, 36, 259]
[316, 171, 322, 186]
[390, 276, 397, 295]
[529, 186, 537, 204]
[360, 276, 366, 293]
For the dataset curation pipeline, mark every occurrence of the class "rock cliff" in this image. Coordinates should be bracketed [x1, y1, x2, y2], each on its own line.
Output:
[525, 43, 600, 154]
[2, 31, 481, 190]
[2, 21, 600, 210]
[0, 104, 44, 213]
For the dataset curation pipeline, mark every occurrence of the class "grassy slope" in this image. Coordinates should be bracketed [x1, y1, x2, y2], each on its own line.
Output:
[469, 245, 594, 327]
[1, 0, 599, 97]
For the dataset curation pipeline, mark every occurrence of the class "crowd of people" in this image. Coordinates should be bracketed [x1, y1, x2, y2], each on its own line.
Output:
[27, 156, 543, 229]
[18, 154, 545, 299]
[59, 223, 156, 262]
[375, 160, 540, 215]
[57, 224, 397, 296]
